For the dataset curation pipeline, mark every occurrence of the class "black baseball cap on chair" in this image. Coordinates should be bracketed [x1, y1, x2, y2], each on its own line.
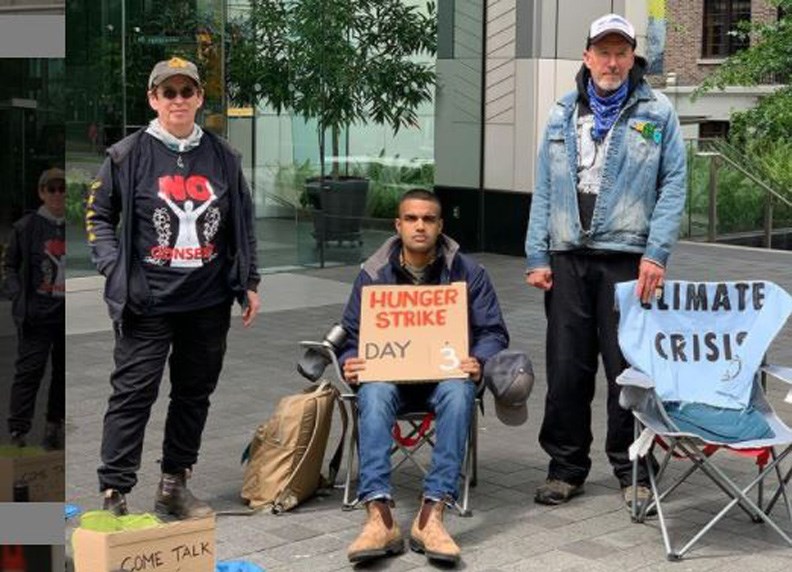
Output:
[484, 350, 534, 426]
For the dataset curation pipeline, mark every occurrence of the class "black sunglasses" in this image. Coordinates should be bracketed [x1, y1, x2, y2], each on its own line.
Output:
[46, 185, 66, 194]
[159, 86, 197, 100]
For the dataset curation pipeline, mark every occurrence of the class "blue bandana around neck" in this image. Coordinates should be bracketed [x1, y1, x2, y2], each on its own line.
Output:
[587, 78, 629, 142]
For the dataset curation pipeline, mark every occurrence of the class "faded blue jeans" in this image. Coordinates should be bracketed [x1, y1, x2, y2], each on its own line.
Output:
[356, 379, 476, 504]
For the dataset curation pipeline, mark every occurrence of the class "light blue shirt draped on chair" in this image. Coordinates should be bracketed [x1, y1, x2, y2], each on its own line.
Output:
[615, 280, 792, 411]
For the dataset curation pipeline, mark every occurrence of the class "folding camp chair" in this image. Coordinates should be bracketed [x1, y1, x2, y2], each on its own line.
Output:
[614, 280, 792, 561]
[299, 339, 478, 517]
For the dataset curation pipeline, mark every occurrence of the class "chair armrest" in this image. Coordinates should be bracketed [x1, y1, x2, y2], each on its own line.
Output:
[616, 367, 655, 389]
[299, 340, 355, 396]
[761, 364, 792, 386]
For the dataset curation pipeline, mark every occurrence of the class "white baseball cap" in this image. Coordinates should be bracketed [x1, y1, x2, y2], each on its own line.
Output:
[587, 13, 636, 48]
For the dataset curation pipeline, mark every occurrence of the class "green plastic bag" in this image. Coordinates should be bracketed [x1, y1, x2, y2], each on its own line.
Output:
[79, 510, 162, 533]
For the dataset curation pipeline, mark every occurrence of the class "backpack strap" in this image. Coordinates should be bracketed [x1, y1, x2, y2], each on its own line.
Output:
[324, 386, 349, 486]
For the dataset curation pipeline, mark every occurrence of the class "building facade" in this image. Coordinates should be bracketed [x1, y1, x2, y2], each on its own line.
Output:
[657, 0, 782, 139]
[436, 0, 636, 253]
[65, 1, 784, 270]
[0, 59, 64, 230]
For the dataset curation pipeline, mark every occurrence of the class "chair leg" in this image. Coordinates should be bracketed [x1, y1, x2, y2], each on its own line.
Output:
[643, 441, 792, 561]
[677, 443, 762, 522]
[456, 403, 476, 518]
[673, 444, 792, 559]
[646, 447, 676, 560]
[764, 449, 792, 521]
[653, 440, 758, 521]
[757, 460, 765, 519]
[770, 454, 792, 524]
[631, 419, 640, 522]
[342, 403, 360, 511]
[639, 443, 677, 522]
[391, 424, 435, 476]
[473, 398, 482, 487]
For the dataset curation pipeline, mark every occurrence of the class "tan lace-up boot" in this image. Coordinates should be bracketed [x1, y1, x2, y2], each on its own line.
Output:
[409, 498, 461, 564]
[347, 499, 404, 563]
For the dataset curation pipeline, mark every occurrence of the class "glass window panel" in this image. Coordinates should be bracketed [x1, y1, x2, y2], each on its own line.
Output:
[66, 0, 225, 277]
[65, 1, 474, 272]
[703, 0, 751, 57]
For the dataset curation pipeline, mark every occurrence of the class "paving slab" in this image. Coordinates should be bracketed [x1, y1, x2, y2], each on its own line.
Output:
[65, 242, 792, 570]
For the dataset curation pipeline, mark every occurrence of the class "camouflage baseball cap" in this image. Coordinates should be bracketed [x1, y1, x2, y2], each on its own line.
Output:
[148, 57, 201, 89]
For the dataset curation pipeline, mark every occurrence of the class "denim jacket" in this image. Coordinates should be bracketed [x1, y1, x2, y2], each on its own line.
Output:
[525, 79, 686, 271]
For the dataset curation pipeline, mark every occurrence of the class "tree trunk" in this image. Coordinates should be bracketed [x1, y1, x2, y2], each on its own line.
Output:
[331, 125, 341, 180]
[318, 123, 326, 183]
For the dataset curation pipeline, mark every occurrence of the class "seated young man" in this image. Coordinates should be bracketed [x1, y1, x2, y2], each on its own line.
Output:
[338, 189, 509, 564]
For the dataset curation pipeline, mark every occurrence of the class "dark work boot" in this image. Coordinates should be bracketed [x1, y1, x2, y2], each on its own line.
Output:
[154, 469, 214, 520]
[534, 479, 584, 505]
[10, 431, 26, 448]
[42, 421, 64, 450]
[102, 489, 129, 516]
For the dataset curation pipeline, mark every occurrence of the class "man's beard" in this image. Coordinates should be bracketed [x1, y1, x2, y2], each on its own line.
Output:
[593, 75, 626, 94]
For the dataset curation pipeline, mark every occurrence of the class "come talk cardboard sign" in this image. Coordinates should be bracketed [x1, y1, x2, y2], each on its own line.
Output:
[358, 282, 469, 382]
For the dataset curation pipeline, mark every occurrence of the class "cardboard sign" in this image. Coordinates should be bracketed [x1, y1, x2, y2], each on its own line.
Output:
[72, 516, 215, 572]
[0, 449, 64, 502]
[358, 282, 469, 383]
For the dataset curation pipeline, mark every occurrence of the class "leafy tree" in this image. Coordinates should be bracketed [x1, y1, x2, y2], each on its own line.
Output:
[696, 0, 792, 147]
[226, 0, 437, 179]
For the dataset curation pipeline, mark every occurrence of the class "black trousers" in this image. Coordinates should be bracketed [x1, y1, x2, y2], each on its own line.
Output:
[539, 251, 653, 488]
[8, 322, 65, 435]
[98, 301, 232, 493]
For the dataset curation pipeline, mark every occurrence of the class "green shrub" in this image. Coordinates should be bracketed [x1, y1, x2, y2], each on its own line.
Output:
[350, 155, 435, 219]
[272, 159, 317, 207]
[286, 153, 435, 219]
[65, 169, 94, 225]
[685, 143, 787, 236]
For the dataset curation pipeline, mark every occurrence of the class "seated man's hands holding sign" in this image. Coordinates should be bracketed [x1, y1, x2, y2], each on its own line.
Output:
[337, 190, 508, 565]
[343, 342, 483, 384]
[343, 355, 482, 384]
[343, 283, 483, 384]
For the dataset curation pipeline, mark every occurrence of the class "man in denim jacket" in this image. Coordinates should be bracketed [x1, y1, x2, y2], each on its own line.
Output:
[525, 14, 686, 510]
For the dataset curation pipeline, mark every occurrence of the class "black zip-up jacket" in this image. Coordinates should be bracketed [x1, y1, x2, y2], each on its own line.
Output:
[86, 129, 260, 325]
[3, 210, 65, 328]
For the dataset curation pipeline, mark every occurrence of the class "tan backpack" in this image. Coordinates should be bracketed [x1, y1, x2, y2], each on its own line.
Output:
[240, 381, 347, 513]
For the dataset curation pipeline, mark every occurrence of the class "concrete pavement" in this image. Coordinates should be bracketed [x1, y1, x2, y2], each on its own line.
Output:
[65, 242, 792, 570]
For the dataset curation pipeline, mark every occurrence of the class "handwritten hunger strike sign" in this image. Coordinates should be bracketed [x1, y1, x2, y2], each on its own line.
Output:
[358, 282, 469, 383]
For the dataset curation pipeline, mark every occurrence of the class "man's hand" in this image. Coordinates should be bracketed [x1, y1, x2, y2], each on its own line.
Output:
[459, 357, 482, 382]
[526, 268, 553, 291]
[635, 259, 665, 304]
[343, 357, 366, 385]
[242, 290, 260, 327]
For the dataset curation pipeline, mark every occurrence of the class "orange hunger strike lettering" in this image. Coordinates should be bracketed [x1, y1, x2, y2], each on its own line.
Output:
[374, 308, 448, 328]
[368, 287, 459, 309]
